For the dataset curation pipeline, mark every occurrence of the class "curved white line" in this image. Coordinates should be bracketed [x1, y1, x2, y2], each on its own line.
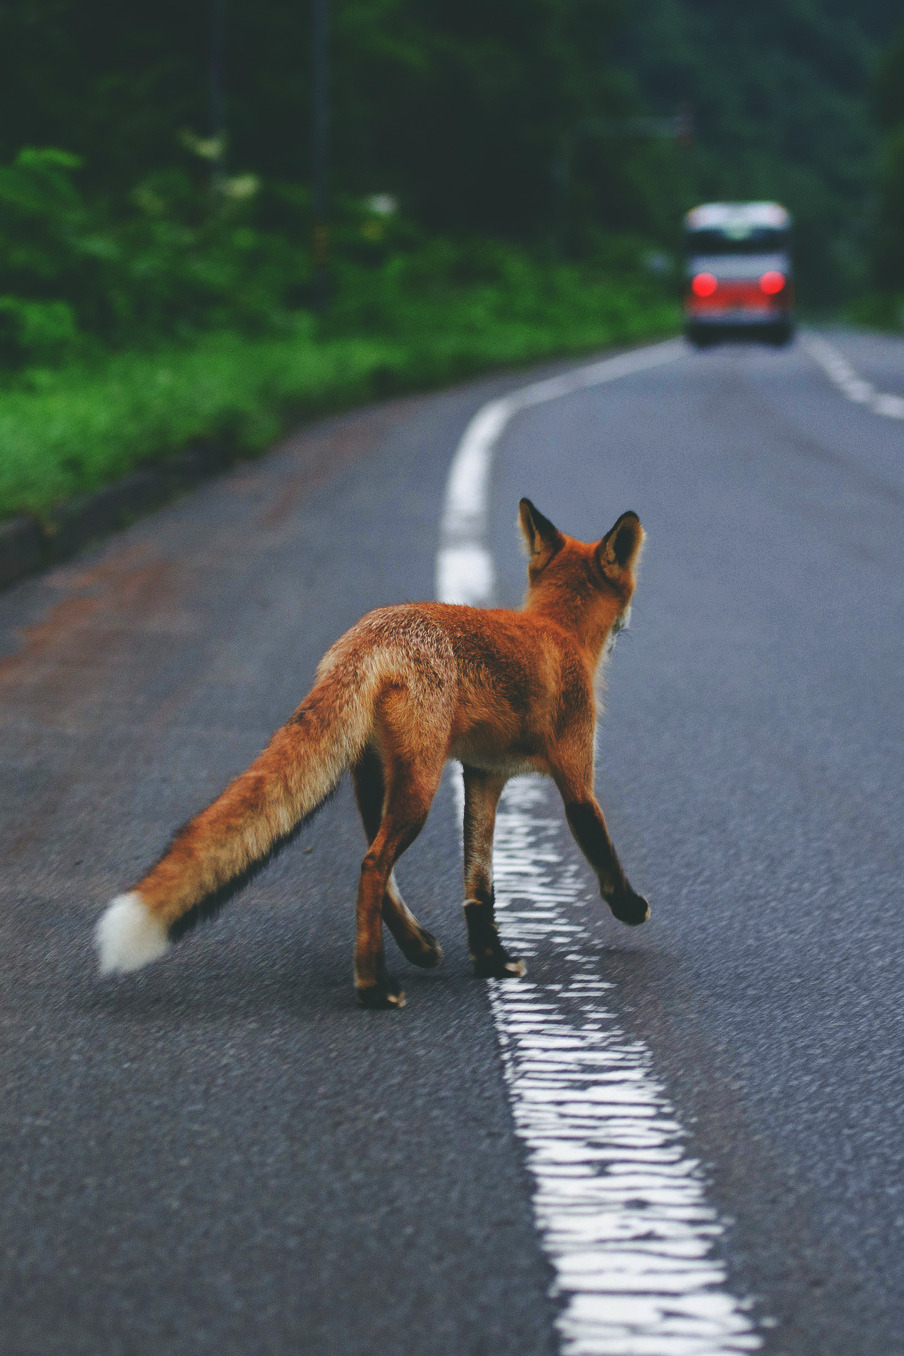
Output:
[436, 341, 765, 1354]
[804, 334, 904, 420]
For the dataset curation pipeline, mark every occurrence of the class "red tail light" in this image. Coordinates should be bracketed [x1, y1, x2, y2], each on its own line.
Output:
[759, 270, 785, 295]
[691, 272, 717, 298]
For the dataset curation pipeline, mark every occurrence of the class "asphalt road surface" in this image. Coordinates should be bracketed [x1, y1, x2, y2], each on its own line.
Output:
[1, 329, 902, 1356]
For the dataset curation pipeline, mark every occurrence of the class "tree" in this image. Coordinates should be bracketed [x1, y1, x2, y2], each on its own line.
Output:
[873, 20, 904, 290]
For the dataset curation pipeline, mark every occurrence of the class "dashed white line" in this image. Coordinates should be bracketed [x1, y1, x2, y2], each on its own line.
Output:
[437, 341, 764, 1355]
[804, 334, 904, 419]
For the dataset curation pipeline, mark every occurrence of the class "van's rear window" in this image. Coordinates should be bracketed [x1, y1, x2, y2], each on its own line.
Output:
[687, 227, 789, 255]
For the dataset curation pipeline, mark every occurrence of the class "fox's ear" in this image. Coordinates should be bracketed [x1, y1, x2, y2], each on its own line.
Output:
[597, 511, 645, 579]
[519, 499, 564, 568]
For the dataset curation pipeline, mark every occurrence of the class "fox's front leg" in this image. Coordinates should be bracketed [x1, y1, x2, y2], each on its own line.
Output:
[462, 766, 525, 978]
[553, 758, 650, 926]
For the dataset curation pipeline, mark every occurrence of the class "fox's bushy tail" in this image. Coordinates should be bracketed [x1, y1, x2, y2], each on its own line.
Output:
[96, 662, 373, 974]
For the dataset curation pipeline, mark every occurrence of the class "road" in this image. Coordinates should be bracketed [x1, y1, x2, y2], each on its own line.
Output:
[1, 329, 902, 1355]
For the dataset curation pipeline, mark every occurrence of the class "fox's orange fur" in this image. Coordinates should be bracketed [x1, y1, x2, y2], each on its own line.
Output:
[96, 500, 649, 1008]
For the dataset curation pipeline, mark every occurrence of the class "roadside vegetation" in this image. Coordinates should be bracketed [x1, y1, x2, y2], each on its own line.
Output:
[0, 250, 674, 521]
[0, 146, 675, 520]
[851, 17, 904, 332]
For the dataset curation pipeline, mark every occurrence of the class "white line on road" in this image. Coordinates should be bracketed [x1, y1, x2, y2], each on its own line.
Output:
[803, 333, 904, 419]
[436, 340, 764, 1355]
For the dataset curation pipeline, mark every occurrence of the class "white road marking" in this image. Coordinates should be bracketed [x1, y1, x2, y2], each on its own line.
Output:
[804, 334, 904, 419]
[436, 341, 764, 1354]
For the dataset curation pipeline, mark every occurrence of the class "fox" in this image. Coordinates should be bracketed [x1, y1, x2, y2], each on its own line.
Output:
[95, 499, 650, 1009]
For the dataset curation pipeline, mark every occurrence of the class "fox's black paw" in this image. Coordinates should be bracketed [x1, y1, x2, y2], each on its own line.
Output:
[356, 978, 406, 1010]
[356, 953, 406, 1008]
[608, 891, 651, 927]
[397, 928, 443, 970]
[471, 947, 527, 979]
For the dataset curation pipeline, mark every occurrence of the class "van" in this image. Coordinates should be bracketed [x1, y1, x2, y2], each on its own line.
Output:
[684, 201, 794, 347]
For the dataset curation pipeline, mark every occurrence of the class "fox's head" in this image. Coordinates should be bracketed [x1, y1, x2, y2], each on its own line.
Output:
[518, 498, 645, 655]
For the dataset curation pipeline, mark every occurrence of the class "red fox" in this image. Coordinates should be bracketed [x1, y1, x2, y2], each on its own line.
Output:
[96, 500, 649, 1008]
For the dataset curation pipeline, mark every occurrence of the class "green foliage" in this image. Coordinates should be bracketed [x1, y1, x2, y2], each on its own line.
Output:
[871, 21, 904, 306]
[874, 23, 904, 133]
[328, 0, 648, 238]
[0, 139, 674, 376]
[0, 148, 84, 362]
[0, 146, 315, 366]
[0, 254, 676, 521]
[0, 0, 891, 308]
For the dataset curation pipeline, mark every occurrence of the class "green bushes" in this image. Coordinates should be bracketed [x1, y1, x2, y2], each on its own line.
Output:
[0, 146, 677, 522]
[0, 144, 678, 368]
[0, 260, 676, 521]
[846, 19, 904, 329]
[0, 147, 314, 366]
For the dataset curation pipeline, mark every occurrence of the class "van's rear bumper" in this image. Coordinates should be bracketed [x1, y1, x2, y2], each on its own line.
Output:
[685, 307, 792, 327]
[685, 310, 794, 345]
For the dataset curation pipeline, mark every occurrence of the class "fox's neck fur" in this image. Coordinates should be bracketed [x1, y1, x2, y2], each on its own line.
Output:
[522, 537, 638, 669]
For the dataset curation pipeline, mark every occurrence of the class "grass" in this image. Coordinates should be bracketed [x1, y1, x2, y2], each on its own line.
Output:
[847, 292, 904, 332]
[0, 269, 678, 522]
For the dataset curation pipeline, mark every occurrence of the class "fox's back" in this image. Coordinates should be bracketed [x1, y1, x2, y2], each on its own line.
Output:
[321, 602, 592, 774]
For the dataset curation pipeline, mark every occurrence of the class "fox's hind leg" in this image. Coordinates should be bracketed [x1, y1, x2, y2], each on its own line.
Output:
[353, 707, 446, 1008]
[352, 746, 443, 971]
[462, 766, 525, 979]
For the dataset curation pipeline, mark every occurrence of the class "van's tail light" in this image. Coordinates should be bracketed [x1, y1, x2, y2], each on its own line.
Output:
[759, 270, 786, 295]
[690, 272, 718, 297]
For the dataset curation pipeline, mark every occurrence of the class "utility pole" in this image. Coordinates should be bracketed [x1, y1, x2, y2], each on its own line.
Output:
[209, 0, 227, 191]
[312, 0, 330, 314]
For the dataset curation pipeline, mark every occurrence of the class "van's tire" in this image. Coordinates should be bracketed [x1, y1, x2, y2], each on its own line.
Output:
[686, 326, 714, 350]
[766, 322, 794, 347]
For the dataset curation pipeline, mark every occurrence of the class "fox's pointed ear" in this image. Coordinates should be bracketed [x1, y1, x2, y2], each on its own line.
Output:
[597, 511, 645, 579]
[519, 499, 564, 568]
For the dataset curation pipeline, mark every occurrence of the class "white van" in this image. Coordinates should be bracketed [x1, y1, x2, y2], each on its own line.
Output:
[684, 202, 794, 347]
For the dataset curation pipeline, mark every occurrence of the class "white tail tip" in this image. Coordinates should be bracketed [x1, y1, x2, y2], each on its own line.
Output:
[96, 892, 169, 975]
